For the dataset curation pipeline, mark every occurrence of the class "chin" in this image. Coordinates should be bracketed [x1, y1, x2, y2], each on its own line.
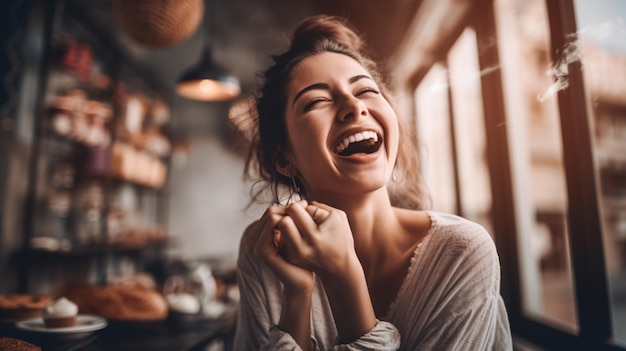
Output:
[348, 173, 390, 192]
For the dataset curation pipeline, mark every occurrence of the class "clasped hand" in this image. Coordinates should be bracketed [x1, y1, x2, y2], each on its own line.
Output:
[246, 200, 356, 293]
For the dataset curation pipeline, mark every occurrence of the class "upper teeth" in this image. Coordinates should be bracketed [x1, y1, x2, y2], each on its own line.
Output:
[335, 131, 379, 154]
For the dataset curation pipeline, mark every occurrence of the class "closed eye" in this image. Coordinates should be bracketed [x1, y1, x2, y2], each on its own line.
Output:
[356, 87, 380, 96]
[303, 97, 331, 111]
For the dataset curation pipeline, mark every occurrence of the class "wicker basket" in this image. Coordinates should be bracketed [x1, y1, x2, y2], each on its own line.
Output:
[112, 0, 204, 48]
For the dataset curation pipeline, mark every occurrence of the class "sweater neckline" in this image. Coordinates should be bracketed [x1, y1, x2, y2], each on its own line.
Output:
[383, 210, 437, 320]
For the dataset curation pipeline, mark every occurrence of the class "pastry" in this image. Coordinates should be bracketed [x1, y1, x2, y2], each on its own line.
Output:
[0, 337, 41, 351]
[43, 297, 78, 328]
[0, 294, 53, 321]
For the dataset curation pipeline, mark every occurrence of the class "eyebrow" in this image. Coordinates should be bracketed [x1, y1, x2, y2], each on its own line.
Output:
[291, 74, 373, 107]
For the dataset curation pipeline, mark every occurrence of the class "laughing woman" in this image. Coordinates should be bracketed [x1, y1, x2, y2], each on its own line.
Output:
[234, 15, 512, 351]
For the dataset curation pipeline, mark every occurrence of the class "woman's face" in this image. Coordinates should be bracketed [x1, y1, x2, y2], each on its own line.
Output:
[282, 52, 399, 201]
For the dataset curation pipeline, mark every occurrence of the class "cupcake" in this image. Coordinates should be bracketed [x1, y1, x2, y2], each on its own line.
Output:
[166, 292, 201, 323]
[43, 297, 78, 328]
[166, 292, 200, 315]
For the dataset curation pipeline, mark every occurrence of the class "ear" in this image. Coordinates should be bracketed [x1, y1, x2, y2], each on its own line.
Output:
[275, 155, 297, 177]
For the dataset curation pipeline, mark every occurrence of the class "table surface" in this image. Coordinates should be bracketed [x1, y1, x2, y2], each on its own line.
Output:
[0, 306, 238, 351]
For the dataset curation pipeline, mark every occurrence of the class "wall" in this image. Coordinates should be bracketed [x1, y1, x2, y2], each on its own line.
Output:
[164, 96, 264, 269]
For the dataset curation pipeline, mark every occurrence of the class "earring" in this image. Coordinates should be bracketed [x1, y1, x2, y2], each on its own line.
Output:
[290, 176, 300, 194]
[392, 161, 400, 183]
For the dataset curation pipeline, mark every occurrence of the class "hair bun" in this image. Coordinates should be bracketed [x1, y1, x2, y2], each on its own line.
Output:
[291, 15, 364, 52]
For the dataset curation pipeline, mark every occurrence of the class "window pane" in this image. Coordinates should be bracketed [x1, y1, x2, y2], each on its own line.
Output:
[447, 28, 493, 234]
[495, 0, 578, 331]
[414, 63, 457, 214]
[573, 0, 626, 344]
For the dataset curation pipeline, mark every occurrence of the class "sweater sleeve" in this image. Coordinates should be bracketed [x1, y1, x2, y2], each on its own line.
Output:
[233, 247, 284, 350]
[263, 320, 400, 351]
[334, 320, 401, 351]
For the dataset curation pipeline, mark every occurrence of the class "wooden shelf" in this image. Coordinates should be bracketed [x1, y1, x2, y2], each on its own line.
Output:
[23, 238, 169, 258]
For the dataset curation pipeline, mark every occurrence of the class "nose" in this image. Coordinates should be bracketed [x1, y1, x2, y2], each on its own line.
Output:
[337, 96, 367, 122]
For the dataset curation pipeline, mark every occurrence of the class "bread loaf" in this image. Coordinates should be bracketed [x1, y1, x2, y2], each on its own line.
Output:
[64, 285, 168, 321]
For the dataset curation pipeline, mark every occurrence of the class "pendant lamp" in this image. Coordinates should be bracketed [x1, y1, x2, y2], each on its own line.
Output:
[176, 0, 240, 101]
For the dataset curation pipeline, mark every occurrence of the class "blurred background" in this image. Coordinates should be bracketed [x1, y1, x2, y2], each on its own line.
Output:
[1, 0, 625, 350]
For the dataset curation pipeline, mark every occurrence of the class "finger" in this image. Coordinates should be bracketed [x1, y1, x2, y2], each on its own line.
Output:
[310, 201, 345, 229]
[309, 201, 335, 212]
[275, 214, 305, 248]
[257, 205, 288, 233]
[272, 228, 282, 250]
[253, 206, 288, 256]
[305, 205, 317, 219]
[305, 205, 330, 225]
[284, 201, 319, 233]
[254, 220, 285, 263]
[275, 214, 312, 268]
[294, 199, 308, 207]
[318, 209, 341, 231]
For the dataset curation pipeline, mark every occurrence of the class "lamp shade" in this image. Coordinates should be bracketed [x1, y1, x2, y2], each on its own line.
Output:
[176, 48, 241, 101]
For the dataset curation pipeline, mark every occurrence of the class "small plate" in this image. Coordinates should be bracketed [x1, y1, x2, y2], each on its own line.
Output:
[15, 314, 107, 340]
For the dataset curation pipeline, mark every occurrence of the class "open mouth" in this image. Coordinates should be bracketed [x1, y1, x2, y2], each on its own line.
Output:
[334, 130, 382, 156]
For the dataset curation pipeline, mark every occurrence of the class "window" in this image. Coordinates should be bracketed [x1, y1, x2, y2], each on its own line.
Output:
[447, 28, 493, 234]
[400, 0, 626, 349]
[415, 28, 493, 233]
[494, 0, 577, 332]
[415, 63, 457, 214]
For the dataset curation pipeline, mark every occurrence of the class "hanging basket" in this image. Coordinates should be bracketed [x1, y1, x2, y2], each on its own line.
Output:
[112, 0, 204, 48]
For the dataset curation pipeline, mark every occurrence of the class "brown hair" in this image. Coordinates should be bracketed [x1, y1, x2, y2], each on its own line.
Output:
[243, 15, 429, 210]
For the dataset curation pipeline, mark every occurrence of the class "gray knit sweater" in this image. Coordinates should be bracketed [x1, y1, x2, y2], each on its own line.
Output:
[234, 212, 513, 350]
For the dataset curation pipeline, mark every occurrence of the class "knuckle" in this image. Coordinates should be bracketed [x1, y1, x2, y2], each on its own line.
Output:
[267, 205, 283, 215]
[269, 213, 285, 225]
[285, 203, 301, 216]
[279, 215, 294, 227]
